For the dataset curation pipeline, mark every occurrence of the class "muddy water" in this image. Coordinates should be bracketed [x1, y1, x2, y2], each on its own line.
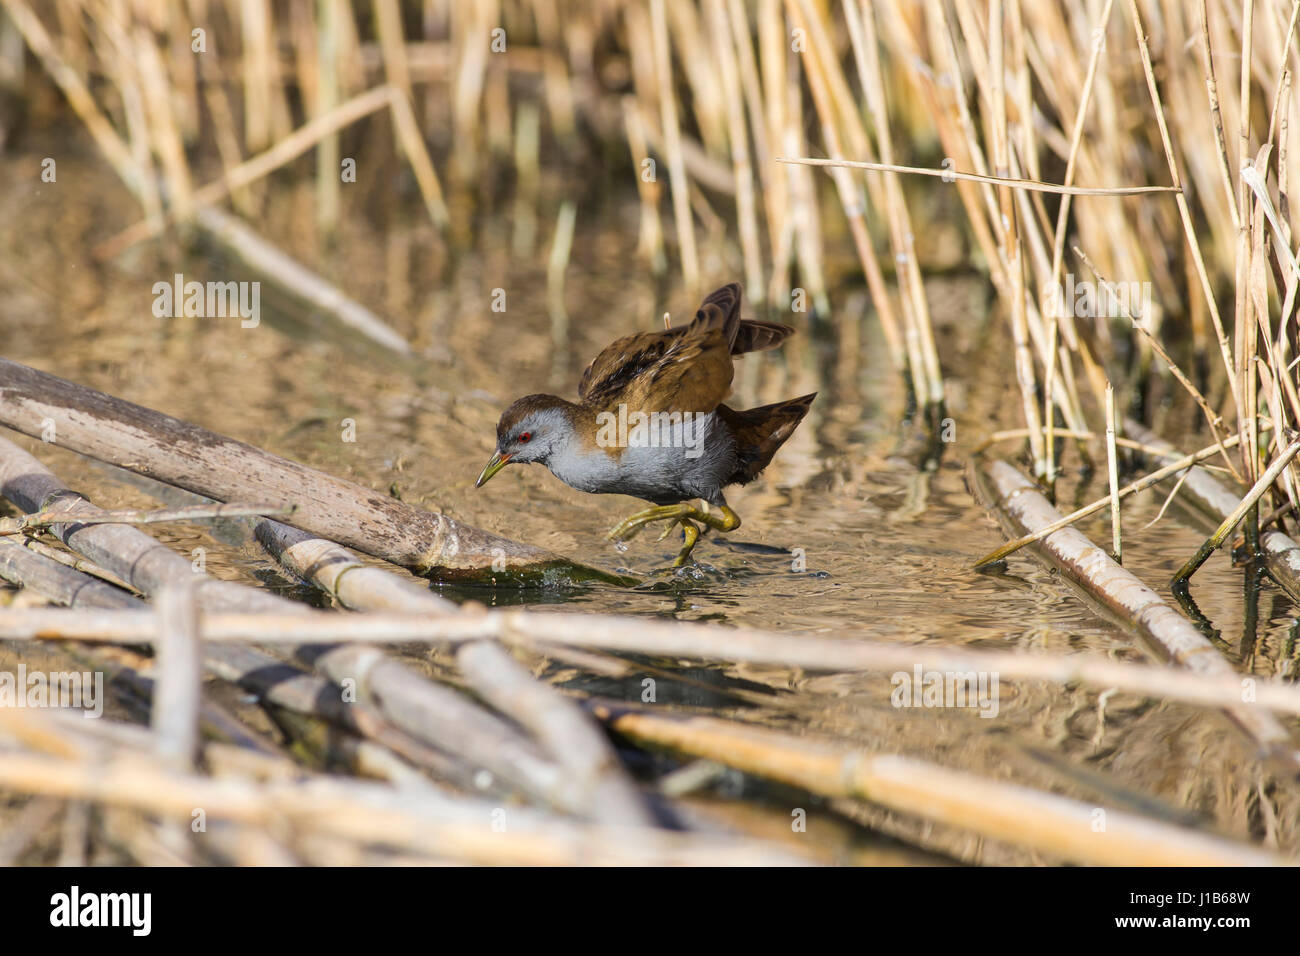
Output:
[2, 138, 1297, 864]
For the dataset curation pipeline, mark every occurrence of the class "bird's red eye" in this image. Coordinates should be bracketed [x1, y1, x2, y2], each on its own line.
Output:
[518, 432, 531, 443]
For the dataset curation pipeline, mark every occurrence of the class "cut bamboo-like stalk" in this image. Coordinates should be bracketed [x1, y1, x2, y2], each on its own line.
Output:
[1124, 419, 1300, 607]
[254, 520, 457, 615]
[974, 458, 1300, 772]
[589, 703, 1285, 866]
[458, 641, 656, 828]
[972, 432, 1249, 568]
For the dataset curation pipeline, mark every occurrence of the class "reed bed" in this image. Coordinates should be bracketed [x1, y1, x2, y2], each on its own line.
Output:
[1, 0, 1300, 865]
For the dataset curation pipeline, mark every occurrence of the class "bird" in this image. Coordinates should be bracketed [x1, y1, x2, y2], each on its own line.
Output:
[475, 282, 815, 566]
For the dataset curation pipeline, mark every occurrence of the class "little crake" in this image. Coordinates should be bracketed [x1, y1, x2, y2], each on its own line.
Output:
[476, 283, 815, 566]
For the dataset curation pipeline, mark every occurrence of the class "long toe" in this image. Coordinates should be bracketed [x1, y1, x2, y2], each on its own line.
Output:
[608, 516, 647, 541]
[655, 517, 685, 542]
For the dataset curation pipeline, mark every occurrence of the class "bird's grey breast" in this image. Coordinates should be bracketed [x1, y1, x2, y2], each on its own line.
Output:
[545, 411, 735, 503]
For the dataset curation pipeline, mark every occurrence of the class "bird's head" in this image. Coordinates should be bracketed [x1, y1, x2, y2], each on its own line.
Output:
[475, 394, 576, 487]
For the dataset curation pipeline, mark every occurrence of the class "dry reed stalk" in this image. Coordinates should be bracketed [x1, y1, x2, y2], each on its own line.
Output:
[547, 200, 576, 348]
[989, 0, 1044, 478]
[1045, 0, 1116, 331]
[0, 744, 803, 866]
[971, 431, 1251, 568]
[1106, 384, 1122, 562]
[10, 605, 1300, 718]
[512, 100, 541, 257]
[201, 72, 258, 220]
[589, 703, 1285, 866]
[622, 95, 666, 273]
[151, 581, 201, 771]
[776, 156, 1186, 195]
[385, 84, 450, 229]
[845, 0, 943, 407]
[240, 0, 273, 152]
[976, 458, 1300, 772]
[0, 502, 292, 536]
[315, 0, 340, 234]
[758, 0, 791, 302]
[650, 0, 699, 292]
[0, 538, 137, 608]
[373, 0, 410, 99]
[457, 641, 656, 828]
[254, 520, 457, 614]
[705, 0, 762, 304]
[133, 26, 193, 219]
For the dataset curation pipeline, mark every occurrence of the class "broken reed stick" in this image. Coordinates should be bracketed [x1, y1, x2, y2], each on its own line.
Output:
[971, 432, 1249, 569]
[0, 712, 803, 866]
[457, 640, 657, 828]
[117, 473, 592, 807]
[0, 434, 496, 786]
[252, 519, 594, 812]
[254, 519, 458, 614]
[975, 458, 1300, 772]
[0, 538, 294, 763]
[0, 537, 138, 609]
[7, 604, 1300, 718]
[588, 703, 1285, 867]
[1125, 419, 1300, 608]
[1172, 435, 1300, 587]
[296, 641, 586, 816]
[0, 358, 615, 582]
[151, 581, 201, 772]
[0, 502, 294, 537]
[776, 157, 1185, 195]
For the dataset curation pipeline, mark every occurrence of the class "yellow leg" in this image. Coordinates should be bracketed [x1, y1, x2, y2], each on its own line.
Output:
[670, 519, 701, 567]
[607, 503, 741, 562]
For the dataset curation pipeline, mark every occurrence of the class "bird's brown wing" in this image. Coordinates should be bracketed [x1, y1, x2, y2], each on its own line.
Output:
[578, 283, 742, 413]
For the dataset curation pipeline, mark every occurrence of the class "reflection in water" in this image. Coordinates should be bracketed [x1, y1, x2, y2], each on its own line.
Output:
[2, 139, 1297, 862]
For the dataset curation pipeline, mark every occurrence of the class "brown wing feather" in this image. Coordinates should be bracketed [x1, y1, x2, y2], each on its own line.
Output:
[731, 319, 794, 354]
[716, 392, 816, 485]
[578, 283, 748, 413]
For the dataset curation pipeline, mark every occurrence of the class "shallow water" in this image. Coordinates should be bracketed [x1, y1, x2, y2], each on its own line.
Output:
[2, 135, 1297, 863]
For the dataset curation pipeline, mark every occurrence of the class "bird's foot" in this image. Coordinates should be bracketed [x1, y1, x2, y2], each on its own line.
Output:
[608, 504, 740, 566]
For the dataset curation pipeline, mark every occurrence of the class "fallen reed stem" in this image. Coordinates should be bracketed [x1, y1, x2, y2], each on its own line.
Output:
[1171, 435, 1300, 587]
[0, 502, 294, 537]
[972, 433, 1251, 569]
